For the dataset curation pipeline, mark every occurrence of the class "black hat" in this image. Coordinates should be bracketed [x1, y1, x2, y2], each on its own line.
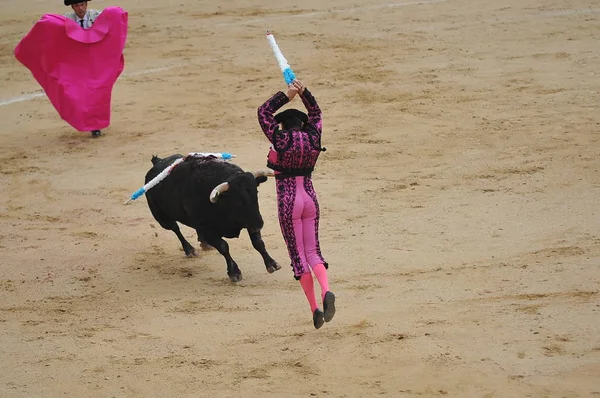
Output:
[64, 0, 89, 6]
[274, 109, 308, 125]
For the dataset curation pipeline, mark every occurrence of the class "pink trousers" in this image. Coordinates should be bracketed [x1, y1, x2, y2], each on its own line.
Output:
[276, 176, 327, 279]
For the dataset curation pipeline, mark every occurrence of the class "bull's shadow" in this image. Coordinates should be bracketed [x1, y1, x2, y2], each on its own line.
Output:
[143, 154, 281, 282]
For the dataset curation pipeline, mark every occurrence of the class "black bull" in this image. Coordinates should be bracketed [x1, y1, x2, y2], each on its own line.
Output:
[144, 154, 281, 282]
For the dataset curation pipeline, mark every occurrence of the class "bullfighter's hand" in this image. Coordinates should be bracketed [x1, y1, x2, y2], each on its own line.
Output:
[293, 80, 305, 94]
[286, 84, 298, 101]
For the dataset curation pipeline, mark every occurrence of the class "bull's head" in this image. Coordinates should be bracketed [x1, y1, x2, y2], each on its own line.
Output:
[209, 169, 273, 203]
[209, 169, 274, 229]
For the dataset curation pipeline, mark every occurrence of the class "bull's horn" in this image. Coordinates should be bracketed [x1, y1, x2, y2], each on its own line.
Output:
[209, 182, 230, 203]
[252, 169, 275, 178]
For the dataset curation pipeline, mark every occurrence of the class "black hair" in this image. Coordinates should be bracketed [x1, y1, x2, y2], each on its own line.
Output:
[274, 109, 308, 130]
[281, 116, 304, 130]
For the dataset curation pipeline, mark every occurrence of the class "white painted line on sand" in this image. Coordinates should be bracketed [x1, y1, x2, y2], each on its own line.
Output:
[0, 92, 46, 106]
[123, 65, 184, 77]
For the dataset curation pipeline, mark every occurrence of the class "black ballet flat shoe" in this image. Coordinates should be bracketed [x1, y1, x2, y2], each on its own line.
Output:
[313, 308, 325, 330]
[323, 291, 336, 322]
[91, 130, 102, 137]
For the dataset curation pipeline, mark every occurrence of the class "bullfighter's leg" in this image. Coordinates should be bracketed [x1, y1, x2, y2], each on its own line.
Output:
[303, 177, 335, 322]
[302, 177, 327, 271]
[247, 228, 281, 274]
[203, 234, 243, 283]
[290, 208, 322, 323]
[277, 177, 323, 328]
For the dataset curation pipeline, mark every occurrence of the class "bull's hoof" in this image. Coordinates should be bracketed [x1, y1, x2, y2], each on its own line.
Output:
[200, 241, 214, 251]
[228, 272, 243, 283]
[266, 262, 282, 274]
[185, 248, 199, 258]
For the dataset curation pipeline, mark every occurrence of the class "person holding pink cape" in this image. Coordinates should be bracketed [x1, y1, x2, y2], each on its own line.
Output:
[63, 0, 102, 30]
[14, 1, 128, 138]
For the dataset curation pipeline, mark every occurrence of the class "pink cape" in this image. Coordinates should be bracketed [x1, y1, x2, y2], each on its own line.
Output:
[14, 7, 128, 132]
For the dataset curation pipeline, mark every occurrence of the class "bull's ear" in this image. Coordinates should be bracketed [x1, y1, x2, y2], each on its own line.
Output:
[255, 176, 268, 185]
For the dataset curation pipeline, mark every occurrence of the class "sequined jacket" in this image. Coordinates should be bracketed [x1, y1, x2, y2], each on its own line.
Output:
[257, 89, 325, 178]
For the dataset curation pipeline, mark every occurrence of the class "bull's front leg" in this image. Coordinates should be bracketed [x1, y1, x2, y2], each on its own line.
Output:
[247, 228, 281, 274]
[203, 235, 243, 283]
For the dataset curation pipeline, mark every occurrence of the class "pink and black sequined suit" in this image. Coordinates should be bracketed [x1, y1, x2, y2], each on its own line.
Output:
[257, 89, 328, 280]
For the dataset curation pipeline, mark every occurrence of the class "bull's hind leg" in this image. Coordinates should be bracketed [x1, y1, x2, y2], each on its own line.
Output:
[195, 230, 214, 251]
[147, 200, 197, 257]
[203, 235, 243, 282]
[169, 223, 198, 257]
[247, 228, 281, 274]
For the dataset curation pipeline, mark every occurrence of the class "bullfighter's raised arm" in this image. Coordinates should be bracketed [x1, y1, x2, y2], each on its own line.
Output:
[299, 88, 322, 133]
[257, 91, 289, 144]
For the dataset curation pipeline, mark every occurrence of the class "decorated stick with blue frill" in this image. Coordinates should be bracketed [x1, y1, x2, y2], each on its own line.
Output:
[123, 152, 236, 205]
[266, 30, 296, 84]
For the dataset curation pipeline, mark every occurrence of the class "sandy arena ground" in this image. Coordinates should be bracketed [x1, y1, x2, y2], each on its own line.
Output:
[1, 0, 599, 396]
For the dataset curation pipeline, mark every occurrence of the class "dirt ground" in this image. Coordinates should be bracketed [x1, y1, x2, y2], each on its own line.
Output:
[1, 0, 599, 396]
